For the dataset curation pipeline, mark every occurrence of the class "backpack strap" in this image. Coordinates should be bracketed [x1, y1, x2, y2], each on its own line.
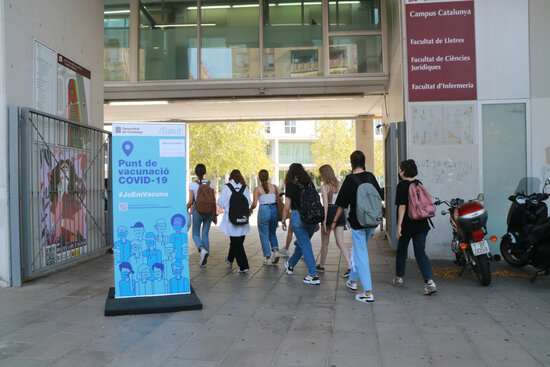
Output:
[226, 183, 237, 194]
[350, 174, 364, 186]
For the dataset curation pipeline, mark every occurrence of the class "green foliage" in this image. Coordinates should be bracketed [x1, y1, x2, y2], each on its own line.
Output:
[189, 122, 273, 188]
[374, 140, 384, 182]
[311, 120, 355, 179]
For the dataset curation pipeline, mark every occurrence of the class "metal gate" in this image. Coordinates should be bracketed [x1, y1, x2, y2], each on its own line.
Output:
[10, 107, 111, 281]
[384, 121, 406, 250]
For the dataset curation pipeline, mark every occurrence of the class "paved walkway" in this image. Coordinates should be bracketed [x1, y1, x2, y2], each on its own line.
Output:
[1, 227, 550, 367]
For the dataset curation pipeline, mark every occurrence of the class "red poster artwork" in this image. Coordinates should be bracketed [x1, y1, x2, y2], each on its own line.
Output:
[406, 0, 477, 101]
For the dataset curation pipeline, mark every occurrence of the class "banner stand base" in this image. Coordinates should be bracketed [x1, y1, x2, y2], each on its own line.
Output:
[104, 286, 202, 316]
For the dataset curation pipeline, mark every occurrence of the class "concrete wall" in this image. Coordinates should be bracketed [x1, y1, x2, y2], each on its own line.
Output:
[529, 0, 550, 183]
[355, 118, 375, 173]
[385, 0, 405, 124]
[0, 0, 104, 286]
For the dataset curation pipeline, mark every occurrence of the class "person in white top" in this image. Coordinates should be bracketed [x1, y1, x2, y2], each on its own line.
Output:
[187, 164, 217, 268]
[218, 170, 252, 273]
[317, 164, 351, 277]
[249, 169, 281, 266]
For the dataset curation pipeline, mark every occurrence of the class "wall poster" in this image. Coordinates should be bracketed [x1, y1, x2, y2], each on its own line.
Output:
[34, 40, 91, 124]
[112, 123, 190, 298]
[406, 0, 477, 101]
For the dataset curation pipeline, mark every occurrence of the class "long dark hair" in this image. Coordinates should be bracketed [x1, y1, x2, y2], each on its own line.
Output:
[194, 164, 206, 180]
[258, 169, 269, 193]
[229, 169, 247, 186]
[284, 163, 311, 186]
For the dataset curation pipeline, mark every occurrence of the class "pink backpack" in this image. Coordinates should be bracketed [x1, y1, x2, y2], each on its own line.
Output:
[408, 180, 436, 220]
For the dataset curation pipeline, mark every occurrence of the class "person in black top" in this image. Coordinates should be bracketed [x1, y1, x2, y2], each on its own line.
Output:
[332, 151, 383, 303]
[391, 159, 437, 295]
[281, 163, 320, 285]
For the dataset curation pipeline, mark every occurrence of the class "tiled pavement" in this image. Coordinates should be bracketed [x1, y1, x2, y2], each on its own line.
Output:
[1, 227, 550, 367]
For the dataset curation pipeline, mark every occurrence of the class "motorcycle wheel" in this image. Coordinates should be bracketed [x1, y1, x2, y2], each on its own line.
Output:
[500, 237, 528, 267]
[473, 254, 491, 286]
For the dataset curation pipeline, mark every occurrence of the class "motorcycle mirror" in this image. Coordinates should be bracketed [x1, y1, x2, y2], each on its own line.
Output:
[477, 193, 484, 201]
[441, 210, 447, 216]
[546, 178, 550, 186]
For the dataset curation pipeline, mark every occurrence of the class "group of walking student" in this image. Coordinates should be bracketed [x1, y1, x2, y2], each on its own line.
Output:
[187, 151, 437, 303]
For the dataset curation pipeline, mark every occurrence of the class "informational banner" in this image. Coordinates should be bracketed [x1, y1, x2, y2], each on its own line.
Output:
[406, 0, 477, 101]
[34, 40, 91, 124]
[112, 123, 189, 298]
[40, 150, 88, 266]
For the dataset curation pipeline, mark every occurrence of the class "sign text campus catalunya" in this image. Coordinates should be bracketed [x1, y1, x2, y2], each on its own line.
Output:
[406, 0, 477, 101]
[112, 123, 189, 298]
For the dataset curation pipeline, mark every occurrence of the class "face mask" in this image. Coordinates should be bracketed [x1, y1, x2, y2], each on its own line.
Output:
[173, 225, 182, 232]
[119, 232, 127, 239]
[122, 271, 130, 279]
[146, 240, 155, 247]
[173, 268, 181, 275]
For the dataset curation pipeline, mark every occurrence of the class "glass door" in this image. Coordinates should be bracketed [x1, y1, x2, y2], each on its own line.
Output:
[482, 103, 527, 251]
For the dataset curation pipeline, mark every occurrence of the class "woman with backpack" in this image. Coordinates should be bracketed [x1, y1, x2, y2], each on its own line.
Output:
[331, 150, 383, 303]
[317, 164, 351, 277]
[187, 164, 217, 268]
[391, 159, 437, 295]
[281, 163, 321, 285]
[249, 169, 281, 266]
[218, 169, 251, 273]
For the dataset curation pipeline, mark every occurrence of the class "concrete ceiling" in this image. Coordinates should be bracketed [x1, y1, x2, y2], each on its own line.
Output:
[103, 94, 386, 124]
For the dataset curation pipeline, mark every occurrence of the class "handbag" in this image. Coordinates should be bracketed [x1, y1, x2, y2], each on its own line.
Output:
[276, 187, 284, 221]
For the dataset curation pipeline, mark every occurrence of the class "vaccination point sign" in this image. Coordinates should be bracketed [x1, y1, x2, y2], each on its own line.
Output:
[111, 123, 190, 299]
[406, 0, 477, 101]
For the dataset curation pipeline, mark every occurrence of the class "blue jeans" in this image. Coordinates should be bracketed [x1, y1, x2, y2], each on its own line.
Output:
[289, 211, 318, 276]
[192, 206, 213, 252]
[396, 231, 433, 282]
[258, 204, 279, 257]
[350, 227, 376, 292]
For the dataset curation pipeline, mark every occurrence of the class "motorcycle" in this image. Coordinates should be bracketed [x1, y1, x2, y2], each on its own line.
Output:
[500, 178, 550, 281]
[435, 194, 497, 286]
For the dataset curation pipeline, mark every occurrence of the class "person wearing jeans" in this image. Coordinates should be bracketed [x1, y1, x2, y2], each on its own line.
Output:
[281, 163, 320, 285]
[391, 159, 436, 295]
[332, 150, 383, 303]
[249, 169, 281, 265]
[187, 163, 217, 268]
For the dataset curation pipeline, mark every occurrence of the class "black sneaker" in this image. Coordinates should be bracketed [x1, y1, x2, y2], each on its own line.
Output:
[341, 269, 350, 278]
[316, 265, 325, 273]
[303, 275, 321, 285]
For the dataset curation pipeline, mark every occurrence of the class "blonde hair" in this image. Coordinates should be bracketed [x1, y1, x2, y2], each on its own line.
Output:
[319, 165, 340, 193]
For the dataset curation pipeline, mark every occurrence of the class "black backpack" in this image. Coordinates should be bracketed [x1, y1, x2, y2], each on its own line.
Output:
[227, 184, 250, 225]
[296, 182, 325, 224]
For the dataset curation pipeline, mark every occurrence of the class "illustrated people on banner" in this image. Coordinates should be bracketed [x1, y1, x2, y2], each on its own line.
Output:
[169, 261, 190, 293]
[128, 240, 145, 273]
[151, 263, 167, 295]
[48, 158, 86, 248]
[114, 226, 131, 262]
[142, 232, 162, 279]
[118, 262, 135, 297]
[163, 242, 177, 280]
[154, 218, 170, 247]
[135, 264, 153, 296]
[169, 214, 186, 260]
[113, 246, 122, 281]
[131, 222, 145, 251]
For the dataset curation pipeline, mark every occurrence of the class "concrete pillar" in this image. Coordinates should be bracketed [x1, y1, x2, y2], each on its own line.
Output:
[355, 118, 375, 172]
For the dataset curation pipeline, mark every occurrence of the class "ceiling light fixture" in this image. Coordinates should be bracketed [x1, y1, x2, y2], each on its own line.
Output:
[108, 100, 169, 106]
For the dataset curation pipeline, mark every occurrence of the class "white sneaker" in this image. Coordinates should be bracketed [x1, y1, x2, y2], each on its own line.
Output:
[224, 256, 232, 268]
[279, 249, 290, 257]
[199, 248, 209, 267]
[272, 251, 280, 264]
[284, 261, 294, 275]
[356, 292, 374, 303]
[421, 282, 437, 295]
[263, 258, 273, 266]
[346, 279, 357, 293]
[239, 268, 249, 273]
[303, 275, 321, 285]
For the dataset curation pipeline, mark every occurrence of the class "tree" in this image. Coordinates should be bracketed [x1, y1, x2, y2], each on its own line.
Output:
[310, 120, 355, 179]
[374, 140, 384, 184]
[189, 122, 273, 191]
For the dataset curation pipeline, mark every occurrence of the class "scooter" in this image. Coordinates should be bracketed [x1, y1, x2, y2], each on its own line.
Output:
[435, 194, 497, 286]
[500, 179, 550, 281]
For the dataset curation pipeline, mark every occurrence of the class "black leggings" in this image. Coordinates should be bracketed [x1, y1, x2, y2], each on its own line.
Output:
[227, 236, 249, 271]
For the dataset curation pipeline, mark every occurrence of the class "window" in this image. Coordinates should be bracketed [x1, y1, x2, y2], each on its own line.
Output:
[285, 120, 296, 134]
[264, 121, 271, 134]
[373, 118, 383, 138]
[279, 142, 312, 164]
[104, 0, 130, 81]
